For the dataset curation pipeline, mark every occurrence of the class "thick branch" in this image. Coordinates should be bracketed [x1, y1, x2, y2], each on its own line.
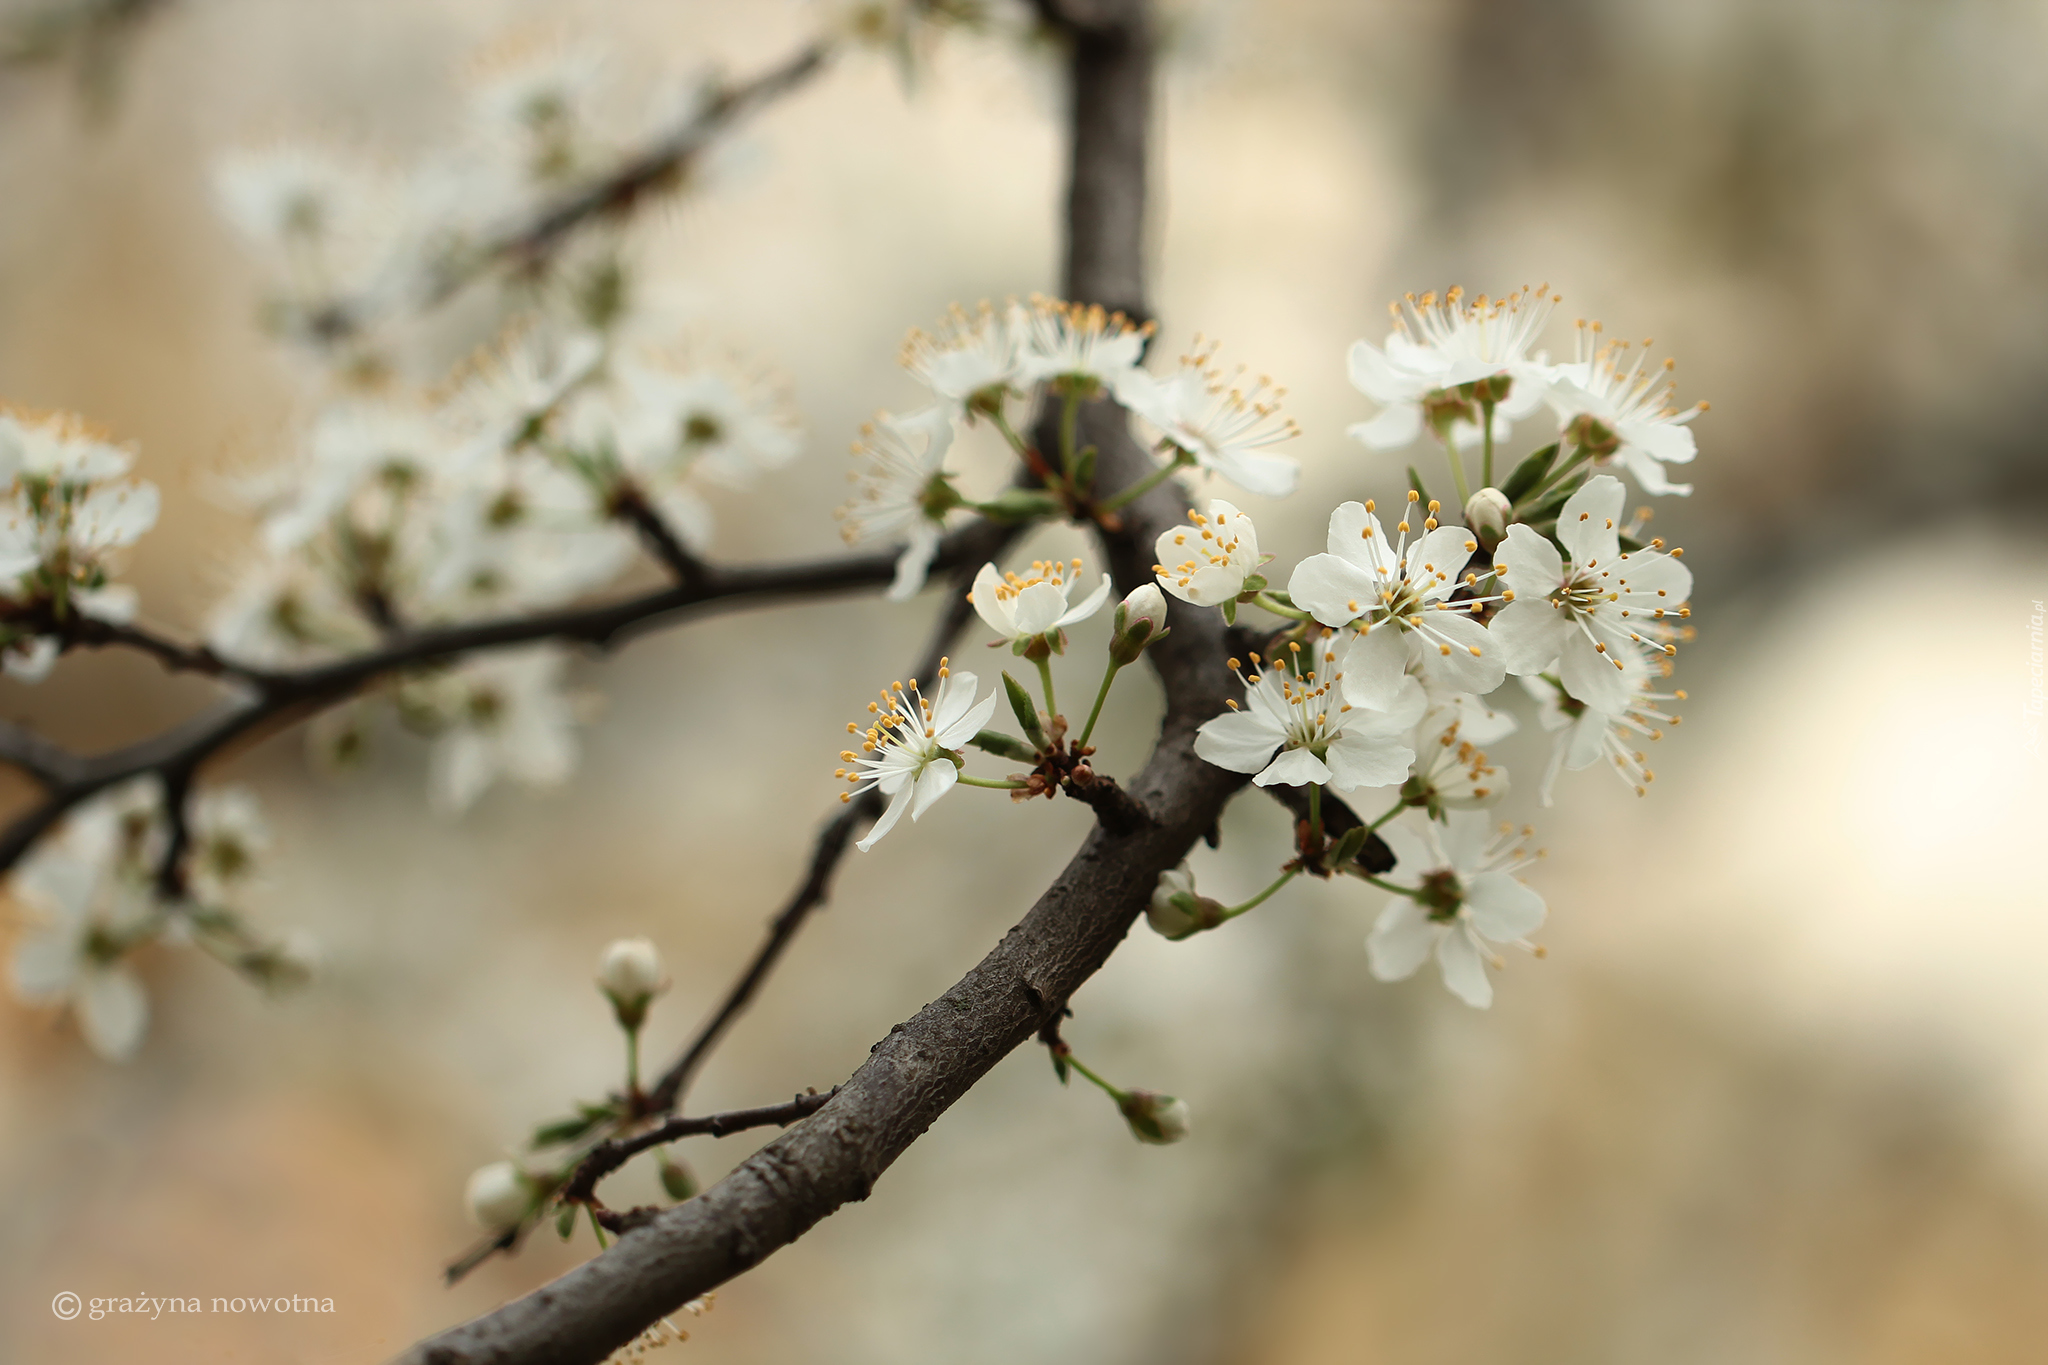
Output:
[394, 9, 1224, 1363]
[0, 519, 1009, 875]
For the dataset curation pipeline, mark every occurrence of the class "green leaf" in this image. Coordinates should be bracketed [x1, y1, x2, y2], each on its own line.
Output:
[531, 1105, 614, 1149]
[1324, 825, 1369, 871]
[969, 729, 1039, 763]
[1499, 442, 1559, 502]
[1001, 672, 1049, 749]
[555, 1203, 578, 1239]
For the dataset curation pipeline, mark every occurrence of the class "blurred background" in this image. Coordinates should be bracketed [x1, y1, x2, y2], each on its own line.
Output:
[2, 0, 2045, 1361]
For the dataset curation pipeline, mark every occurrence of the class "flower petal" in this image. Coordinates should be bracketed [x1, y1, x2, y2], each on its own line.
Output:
[1466, 872, 1546, 941]
[1253, 746, 1332, 788]
[1193, 709, 1284, 774]
[855, 781, 915, 852]
[1559, 475, 1625, 567]
[1335, 624, 1410, 710]
[1287, 553, 1377, 628]
[1486, 598, 1569, 676]
[1367, 900, 1435, 981]
[1435, 926, 1494, 1008]
[78, 965, 149, 1060]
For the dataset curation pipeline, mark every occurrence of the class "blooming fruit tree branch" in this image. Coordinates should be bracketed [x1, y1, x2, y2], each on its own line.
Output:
[0, 3, 1709, 1362]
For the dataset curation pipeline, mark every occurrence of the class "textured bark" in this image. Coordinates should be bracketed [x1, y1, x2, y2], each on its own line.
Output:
[393, 6, 1223, 1362]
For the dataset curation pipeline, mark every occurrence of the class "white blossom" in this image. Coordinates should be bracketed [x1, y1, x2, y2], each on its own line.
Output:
[1015, 296, 1152, 391]
[260, 400, 452, 553]
[1114, 341, 1301, 497]
[206, 556, 381, 668]
[1545, 323, 1706, 496]
[410, 647, 582, 813]
[1488, 475, 1693, 713]
[1286, 494, 1502, 707]
[837, 662, 999, 852]
[1403, 696, 1512, 813]
[187, 786, 270, 906]
[7, 788, 162, 1060]
[1522, 656, 1686, 803]
[836, 406, 959, 601]
[1367, 813, 1545, 1009]
[611, 357, 800, 491]
[1152, 500, 1261, 608]
[597, 937, 665, 1007]
[968, 558, 1112, 649]
[901, 302, 1024, 412]
[1347, 285, 1558, 451]
[1194, 636, 1425, 790]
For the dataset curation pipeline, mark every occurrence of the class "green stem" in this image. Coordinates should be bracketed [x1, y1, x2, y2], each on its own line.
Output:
[956, 774, 1033, 789]
[1059, 386, 1083, 481]
[1481, 398, 1497, 488]
[1517, 442, 1593, 511]
[1363, 874, 1412, 896]
[587, 1204, 609, 1250]
[1034, 655, 1059, 723]
[1446, 437, 1473, 508]
[624, 1025, 641, 1095]
[1307, 784, 1324, 846]
[1096, 452, 1188, 512]
[1076, 659, 1121, 751]
[1218, 868, 1299, 922]
[1369, 800, 1407, 831]
[1252, 592, 1313, 622]
[1062, 1053, 1125, 1102]
[987, 406, 1032, 459]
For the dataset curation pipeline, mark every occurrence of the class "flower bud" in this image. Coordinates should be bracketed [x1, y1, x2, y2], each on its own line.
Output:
[1118, 1089, 1191, 1145]
[1464, 487, 1511, 545]
[1109, 584, 1168, 666]
[597, 937, 666, 1030]
[1146, 864, 1225, 940]
[465, 1161, 534, 1231]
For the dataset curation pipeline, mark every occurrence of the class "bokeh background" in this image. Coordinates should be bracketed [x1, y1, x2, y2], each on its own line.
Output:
[3, 0, 2045, 1361]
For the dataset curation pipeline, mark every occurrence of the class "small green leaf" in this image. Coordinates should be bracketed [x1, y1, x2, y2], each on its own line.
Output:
[1499, 442, 1559, 502]
[969, 729, 1038, 763]
[1051, 1051, 1071, 1085]
[555, 1203, 578, 1240]
[1001, 672, 1049, 749]
[1406, 466, 1432, 507]
[1324, 825, 1369, 871]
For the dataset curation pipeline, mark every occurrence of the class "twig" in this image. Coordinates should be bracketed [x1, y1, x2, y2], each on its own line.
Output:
[306, 38, 834, 343]
[559, 1090, 836, 1206]
[0, 518, 1011, 875]
[611, 486, 710, 588]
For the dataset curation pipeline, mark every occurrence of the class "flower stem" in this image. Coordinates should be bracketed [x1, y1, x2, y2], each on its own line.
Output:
[1252, 592, 1313, 622]
[1307, 783, 1324, 845]
[1062, 1053, 1125, 1102]
[1219, 868, 1299, 922]
[624, 1024, 641, 1096]
[1369, 799, 1406, 831]
[1096, 452, 1187, 512]
[1059, 387, 1083, 481]
[987, 406, 1032, 460]
[956, 774, 1032, 790]
[1363, 873, 1411, 896]
[1076, 658, 1121, 751]
[1446, 438, 1473, 508]
[1481, 398, 1497, 487]
[1035, 655, 1059, 723]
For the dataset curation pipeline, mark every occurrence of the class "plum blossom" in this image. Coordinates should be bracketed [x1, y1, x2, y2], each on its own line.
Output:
[1016, 296, 1152, 391]
[1522, 657, 1686, 803]
[1367, 813, 1545, 1009]
[968, 558, 1112, 651]
[1347, 286, 1558, 451]
[407, 646, 582, 813]
[1153, 500, 1262, 608]
[1487, 475, 1693, 713]
[1193, 636, 1425, 790]
[901, 302, 1023, 412]
[1115, 341, 1301, 497]
[1286, 493, 1502, 707]
[1545, 323, 1706, 496]
[837, 662, 999, 851]
[836, 406, 960, 601]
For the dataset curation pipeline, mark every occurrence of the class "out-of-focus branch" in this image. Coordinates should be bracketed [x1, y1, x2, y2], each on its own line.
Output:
[559, 1090, 837, 1207]
[393, 9, 1251, 1364]
[0, 518, 1010, 876]
[305, 38, 834, 344]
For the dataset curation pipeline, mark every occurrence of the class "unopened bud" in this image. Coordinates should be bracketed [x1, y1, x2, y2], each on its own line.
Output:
[659, 1153, 699, 1202]
[597, 937, 666, 1030]
[1146, 864, 1226, 940]
[465, 1161, 534, 1231]
[1118, 1089, 1191, 1145]
[1109, 584, 1168, 665]
[1464, 487, 1511, 545]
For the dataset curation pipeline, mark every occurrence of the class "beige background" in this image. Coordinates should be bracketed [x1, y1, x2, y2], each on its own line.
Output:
[2, 1, 2045, 1362]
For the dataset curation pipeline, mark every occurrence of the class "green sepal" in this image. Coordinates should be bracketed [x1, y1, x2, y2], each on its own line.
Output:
[1001, 672, 1049, 749]
[1051, 1051, 1071, 1085]
[555, 1203, 578, 1240]
[1324, 825, 1370, 872]
[1222, 598, 1238, 626]
[1500, 442, 1559, 502]
[969, 729, 1039, 763]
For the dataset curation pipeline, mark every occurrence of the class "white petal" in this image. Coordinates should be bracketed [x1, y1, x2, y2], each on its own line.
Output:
[1053, 573, 1114, 628]
[886, 526, 941, 602]
[1323, 728, 1414, 792]
[1252, 747, 1331, 788]
[1405, 524, 1478, 595]
[1287, 554, 1376, 628]
[1009, 580, 1070, 637]
[1558, 475, 1625, 567]
[1205, 447, 1300, 498]
[10, 931, 80, 1002]
[1558, 634, 1632, 714]
[855, 781, 915, 852]
[968, 562, 1013, 636]
[1335, 625, 1409, 710]
[1376, 818, 1435, 879]
[1414, 610, 1507, 693]
[1466, 872, 1546, 941]
[1193, 710, 1285, 774]
[1486, 598, 1569, 676]
[908, 760, 958, 819]
[1347, 406, 1423, 451]
[1367, 900, 1435, 982]
[1494, 523, 1564, 590]
[1435, 926, 1493, 1008]
[78, 966, 149, 1060]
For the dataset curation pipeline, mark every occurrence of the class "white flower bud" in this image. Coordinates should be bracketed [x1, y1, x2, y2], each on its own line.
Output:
[1464, 487, 1511, 543]
[1109, 583, 1169, 665]
[597, 937, 666, 1028]
[1118, 1089, 1191, 1145]
[1146, 863, 1224, 940]
[465, 1161, 533, 1231]
[1119, 583, 1165, 629]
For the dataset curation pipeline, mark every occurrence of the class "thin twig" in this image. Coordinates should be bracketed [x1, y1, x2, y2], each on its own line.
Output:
[560, 1090, 836, 1206]
[611, 486, 710, 588]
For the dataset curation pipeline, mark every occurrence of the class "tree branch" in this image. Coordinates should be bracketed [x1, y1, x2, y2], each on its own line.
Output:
[0, 518, 1010, 876]
[559, 1090, 837, 1207]
[393, 8, 1228, 1363]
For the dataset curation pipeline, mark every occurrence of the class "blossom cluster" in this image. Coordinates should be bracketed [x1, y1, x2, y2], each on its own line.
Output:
[839, 285, 1703, 1014]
